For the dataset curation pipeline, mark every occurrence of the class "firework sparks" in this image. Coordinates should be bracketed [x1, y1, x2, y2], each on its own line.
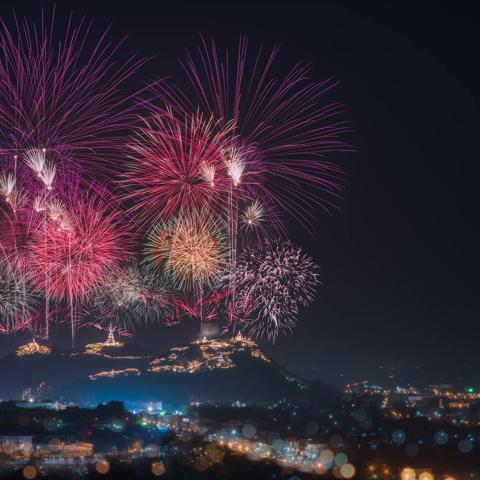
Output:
[145, 221, 175, 269]
[0, 13, 146, 177]
[146, 210, 225, 291]
[7, 187, 28, 213]
[28, 188, 132, 302]
[200, 162, 216, 187]
[0, 204, 42, 269]
[232, 240, 319, 341]
[39, 161, 56, 191]
[0, 259, 37, 334]
[33, 196, 46, 213]
[0, 31, 348, 344]
[154, 36, 352, 225]
[241, 200, 265, 229]
[24, 148, 46, 177]
[47, 199, 67, 222]
[0, 172, 16, 200]
[123, 112, 234, 225]
[91, 262, 170, 328]
[223, 145, 247, 187]
[168, 211, 224, 290]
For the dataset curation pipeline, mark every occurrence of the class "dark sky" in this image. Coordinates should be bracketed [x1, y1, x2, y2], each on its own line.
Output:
[0, 1, 479, 386]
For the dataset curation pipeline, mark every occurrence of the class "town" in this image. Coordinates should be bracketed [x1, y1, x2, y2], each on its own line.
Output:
[0, 380, 478, 479]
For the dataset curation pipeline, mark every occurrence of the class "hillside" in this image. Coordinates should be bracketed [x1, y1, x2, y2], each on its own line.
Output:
[0, 333, 337, 407]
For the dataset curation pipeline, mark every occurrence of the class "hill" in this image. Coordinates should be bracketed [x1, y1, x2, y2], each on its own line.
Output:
[0, 333, 338, 407]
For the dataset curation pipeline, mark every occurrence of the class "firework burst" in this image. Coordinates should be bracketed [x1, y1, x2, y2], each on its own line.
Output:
[91, 261, 170, 328]
[232, 239, 319, 341]
[123, 112, 235, 225]
[146, 210, 225, 291]
[0, 259, 37, 334]
[154, 36, 352, 226]
[0, 12, 146, 177]
[241, 200, 265, 230]
[24, 149, 46, 177]
[0, 30, 349, 344]
[0, 206, 43, 269]
[0, 172, 16, 200]
[28, 188, 132, 302]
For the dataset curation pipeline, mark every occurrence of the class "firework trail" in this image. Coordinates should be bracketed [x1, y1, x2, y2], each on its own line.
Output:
[221, 142, 258, 323]
[0, 145, 64, 338]
[0, 10, 146, 178]
[231, 239, 319, 341]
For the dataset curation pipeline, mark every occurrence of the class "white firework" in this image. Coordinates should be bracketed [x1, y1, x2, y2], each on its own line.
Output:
[241, 200, 265, 229]
[223, 145, 247, 186]
[233, 240, 319, 341]
[47, 199, 72, 231]
[0, 260, 37, 333]
[200, 163, 216, 186]
[33, 196, 46, 213]
[24, 148, 46, 177]
[40, 161, 56, 190]
[7, 186, 28, 212]
[0, 172, 16, 200]
[47, 199, 66, 221]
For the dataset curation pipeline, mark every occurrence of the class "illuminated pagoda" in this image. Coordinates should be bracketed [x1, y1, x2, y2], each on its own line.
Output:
[149, 332, 270, 374]
[84, 327, 124, 355]
[16, 338, 51, 357]
[105, 327, 118, 346]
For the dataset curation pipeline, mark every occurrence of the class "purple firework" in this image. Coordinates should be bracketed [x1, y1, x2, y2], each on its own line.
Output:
[0, 10, 146, 178]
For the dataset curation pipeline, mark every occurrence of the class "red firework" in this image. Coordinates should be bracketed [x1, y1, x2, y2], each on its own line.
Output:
[123, 111, 234, 225]
[0, 10, 146, 177]
[28, 188, 132, 301]
[153, 36, 353, 226]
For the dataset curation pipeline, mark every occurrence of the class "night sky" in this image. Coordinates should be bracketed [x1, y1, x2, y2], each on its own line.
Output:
[0, 1, 478, 386]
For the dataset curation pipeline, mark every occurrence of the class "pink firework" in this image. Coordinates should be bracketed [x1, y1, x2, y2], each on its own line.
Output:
[154, 36, 353, 226]
[0, 10, 146, 177]
[123, 111, 234, 225]
[28, 187, 132, 302]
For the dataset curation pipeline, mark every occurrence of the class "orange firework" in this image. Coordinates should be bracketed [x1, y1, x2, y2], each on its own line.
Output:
[146, 210, 225, 290]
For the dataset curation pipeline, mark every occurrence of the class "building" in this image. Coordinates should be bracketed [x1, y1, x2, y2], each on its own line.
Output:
[62, 442, 94, 458]
[0, 435, 33, 454]
[36, 440, 94, 458]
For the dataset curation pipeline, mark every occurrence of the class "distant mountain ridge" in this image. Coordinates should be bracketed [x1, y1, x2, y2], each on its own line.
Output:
[0, 333, 338, 407]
